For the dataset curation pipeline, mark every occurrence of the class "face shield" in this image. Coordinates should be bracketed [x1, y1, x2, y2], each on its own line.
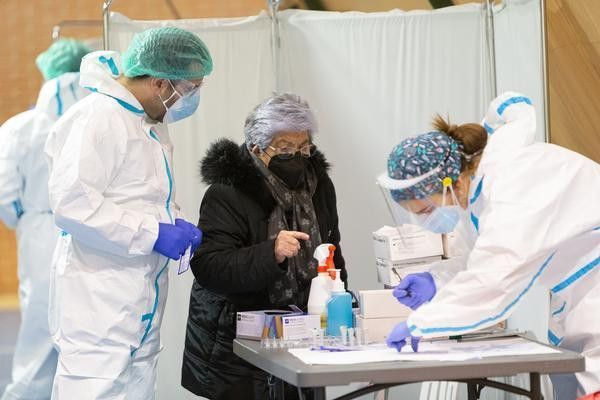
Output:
[376, 165, 462, 235]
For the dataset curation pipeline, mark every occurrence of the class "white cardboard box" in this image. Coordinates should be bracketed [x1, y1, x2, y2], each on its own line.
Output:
[355, 315, 407, 343]
[236, 311, 321, 341]
[236, 311, 268, 340]
[373, 225, 443, 261]
[280, 314, 321, 340]
[376, 256, 441, 286]
[359, 289, 412, 319]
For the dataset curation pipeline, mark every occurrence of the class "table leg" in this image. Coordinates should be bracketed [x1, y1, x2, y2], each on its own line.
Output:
[467, 382, 479, 400]
[313, 387, 326, 400]
[530, 373, 543, 400]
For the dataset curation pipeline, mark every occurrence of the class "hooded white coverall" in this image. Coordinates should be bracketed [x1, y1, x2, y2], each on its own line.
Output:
[416, 93, 600, 399]
[45, 51, 180, 399]
[0, 72, 88, 400]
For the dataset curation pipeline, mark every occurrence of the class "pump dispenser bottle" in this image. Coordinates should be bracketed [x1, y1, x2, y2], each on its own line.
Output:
[326, 269, 353, 336]
[307, 244, 336, 328]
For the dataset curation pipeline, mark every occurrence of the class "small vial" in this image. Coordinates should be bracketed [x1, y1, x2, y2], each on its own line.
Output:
[348, 328, 355, 347]
[311, 328, 319, 348]
[356, 328, 363, 346]
[319, 329, 325, 346]
[363, 328, 369, 345]
[340, 325, 348, 346]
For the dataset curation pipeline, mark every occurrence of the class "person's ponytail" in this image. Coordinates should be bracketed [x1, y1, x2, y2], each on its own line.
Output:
[432, 114, 487, 175]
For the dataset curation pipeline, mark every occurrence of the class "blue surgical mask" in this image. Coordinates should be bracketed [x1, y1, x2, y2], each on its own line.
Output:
[163, 90, 200, 124]
[419, 180, 462, 234]
[421, 205, 461, 234]
[159, 80, 201, 124]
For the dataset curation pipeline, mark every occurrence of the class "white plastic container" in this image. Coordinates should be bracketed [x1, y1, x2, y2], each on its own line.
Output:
[358, 289, 412, 319]
[375, 256, 441, 286]
[372, 225, 443, 261]
[307, 244, 336, 328]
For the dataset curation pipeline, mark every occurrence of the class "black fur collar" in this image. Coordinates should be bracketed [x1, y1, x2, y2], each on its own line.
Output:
[200, 138, 331, 208]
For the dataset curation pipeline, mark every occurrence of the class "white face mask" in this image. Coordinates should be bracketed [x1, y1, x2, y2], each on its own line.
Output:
[158, 80, 201, 124]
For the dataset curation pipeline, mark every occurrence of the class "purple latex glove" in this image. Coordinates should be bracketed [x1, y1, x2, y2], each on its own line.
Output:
[175, 218, 203, 253]
[153, 223, 193, 260]
[393, 272, 436, 310]
[386, 321, 420, 352]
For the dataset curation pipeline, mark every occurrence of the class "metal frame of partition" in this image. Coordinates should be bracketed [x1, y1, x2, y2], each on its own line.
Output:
[540, 0, 550, 142]
[484, 0, 498, 99]
[268, 0, 283, 93]
[103, 0, 114, 50]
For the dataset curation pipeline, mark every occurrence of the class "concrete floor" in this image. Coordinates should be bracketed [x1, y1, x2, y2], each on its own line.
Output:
[0, 310, 19, 394]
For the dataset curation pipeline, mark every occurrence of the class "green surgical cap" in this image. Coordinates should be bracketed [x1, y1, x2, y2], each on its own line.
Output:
[122, 27, 213, 80]
[36, 39, 92, 81]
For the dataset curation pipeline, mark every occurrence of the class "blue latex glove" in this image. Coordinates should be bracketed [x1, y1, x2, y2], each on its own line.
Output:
[153, 222, 193, 260]
[393, 272, 436, 310]
[386, 321, 420, 352]
[175, 218, 203, 252]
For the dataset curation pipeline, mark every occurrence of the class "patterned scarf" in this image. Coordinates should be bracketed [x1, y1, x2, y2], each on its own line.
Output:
[252, 152, 322, 306]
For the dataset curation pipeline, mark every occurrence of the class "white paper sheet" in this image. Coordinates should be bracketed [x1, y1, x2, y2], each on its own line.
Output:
[288, 338, 559, 365]
[178, 246, 191, 275]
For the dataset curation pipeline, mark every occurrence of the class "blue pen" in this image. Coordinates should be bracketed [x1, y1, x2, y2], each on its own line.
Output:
[311, 345, 354, 352]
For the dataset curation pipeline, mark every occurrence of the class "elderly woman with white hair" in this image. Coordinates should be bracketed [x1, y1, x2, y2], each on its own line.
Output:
[182, 93, 347, 399]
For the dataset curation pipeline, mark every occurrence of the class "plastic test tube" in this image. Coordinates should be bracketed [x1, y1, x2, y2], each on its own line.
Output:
[348, 328, 355, 347]
[340, 325, 348, 346]
[311, 328, 319, 348]
[356, 328, 363, 346]
[319, 329, 325, 347]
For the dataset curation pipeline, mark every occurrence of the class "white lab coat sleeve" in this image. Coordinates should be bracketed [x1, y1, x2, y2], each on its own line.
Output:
[0, 120, 25, 229]
[48, 114, 159, 257]
[407, 170, 558, 338]
[428, 254, 468, 288]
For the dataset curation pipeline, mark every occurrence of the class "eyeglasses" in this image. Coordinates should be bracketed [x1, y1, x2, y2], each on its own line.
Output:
[170, 79, 203, 98]
[267, 143, 316, 160]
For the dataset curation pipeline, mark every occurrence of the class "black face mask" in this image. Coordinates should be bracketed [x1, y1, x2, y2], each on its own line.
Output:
[268, 153, 307, 189]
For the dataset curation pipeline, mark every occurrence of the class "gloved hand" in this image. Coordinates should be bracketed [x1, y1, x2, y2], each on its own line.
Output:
[386, 321, 420, 352]
[393, 272, 436, 310]
[175, 218, 203, 253]
[153, 222, 193, 260]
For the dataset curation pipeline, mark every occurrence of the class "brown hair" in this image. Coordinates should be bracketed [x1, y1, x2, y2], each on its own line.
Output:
[432, 114, 487, 175]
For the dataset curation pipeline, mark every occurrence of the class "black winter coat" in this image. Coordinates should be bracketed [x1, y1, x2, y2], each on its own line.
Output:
[181, 139, 346, 399]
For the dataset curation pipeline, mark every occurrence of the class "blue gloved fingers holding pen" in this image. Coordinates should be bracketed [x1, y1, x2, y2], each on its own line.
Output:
[392, 272, 437, 310]
[386, 321, 420, 352]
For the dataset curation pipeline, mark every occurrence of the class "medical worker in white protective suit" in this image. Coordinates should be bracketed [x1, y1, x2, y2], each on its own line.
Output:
[378, 92, 600, 400]
[44, 27, 211, 399]
[0, 39, 91, 400]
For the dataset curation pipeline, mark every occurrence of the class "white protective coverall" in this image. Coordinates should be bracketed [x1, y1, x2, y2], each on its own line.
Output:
[45, 51, 180, 399]
[413, 92, 600, 398]
[0, 72, 88, 400]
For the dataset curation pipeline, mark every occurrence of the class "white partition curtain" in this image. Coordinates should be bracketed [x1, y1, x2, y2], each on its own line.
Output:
[106, 3, 546, 398]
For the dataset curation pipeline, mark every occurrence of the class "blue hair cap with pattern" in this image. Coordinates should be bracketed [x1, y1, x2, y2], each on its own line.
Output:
[387, 131, 462, 201]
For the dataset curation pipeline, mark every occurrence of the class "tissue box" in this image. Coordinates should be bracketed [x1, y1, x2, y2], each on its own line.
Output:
[373, 225, 443, 261]
[236, 310, 320, 341]
[376, 257, 441, 286]
[359, 289, 411, 319]
[355, 315, 407, 343]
